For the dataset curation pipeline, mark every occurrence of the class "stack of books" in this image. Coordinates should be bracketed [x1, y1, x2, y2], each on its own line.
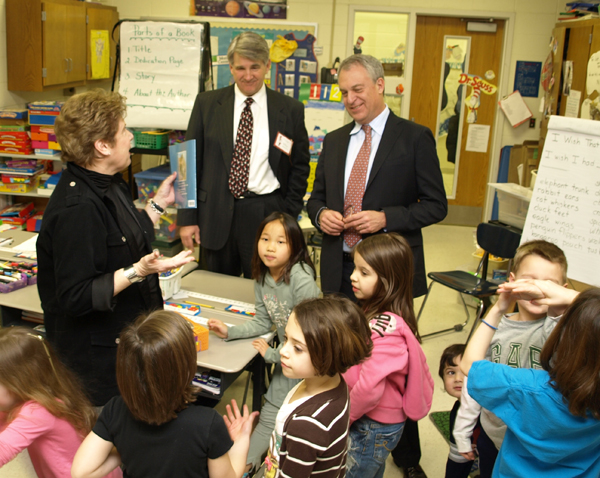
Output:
[0, 159, 44, 194]
[0, 109, 33, 156]
[559, 2, 599, 21]
[0, 202, 36, 228]
[28, 101, 63, 156]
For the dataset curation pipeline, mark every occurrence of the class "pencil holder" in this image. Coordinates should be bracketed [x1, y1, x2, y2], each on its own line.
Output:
[159, 266, 183, 300]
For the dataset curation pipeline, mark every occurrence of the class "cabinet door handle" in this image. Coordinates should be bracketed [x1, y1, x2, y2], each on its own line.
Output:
[64, 58, 69, 73]
[68, 58, 73, 72]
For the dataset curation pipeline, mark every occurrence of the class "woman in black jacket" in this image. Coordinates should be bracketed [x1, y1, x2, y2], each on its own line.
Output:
[37, 89, 193, 406]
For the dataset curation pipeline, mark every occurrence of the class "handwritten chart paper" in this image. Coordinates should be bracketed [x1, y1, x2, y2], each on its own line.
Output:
[521, 115, 600, 286]
[119, 22, 204, 130]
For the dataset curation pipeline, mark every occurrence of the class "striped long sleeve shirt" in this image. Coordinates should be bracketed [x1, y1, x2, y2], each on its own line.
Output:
[278, 377, 350, 478]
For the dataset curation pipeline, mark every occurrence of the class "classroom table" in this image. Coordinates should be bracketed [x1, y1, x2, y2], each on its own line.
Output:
[0, 237, 270, 412]
[0, 230, 42, 325]
[175, 270, 272, 412]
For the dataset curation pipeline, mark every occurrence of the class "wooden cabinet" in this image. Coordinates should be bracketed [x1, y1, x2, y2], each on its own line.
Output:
[42, 1, 86, 87]
[6, 0, 118, 92]
[540, 19, 600, 148]
[86, 5, 120, 81]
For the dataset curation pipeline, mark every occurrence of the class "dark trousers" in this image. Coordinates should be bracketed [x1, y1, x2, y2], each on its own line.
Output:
[445, 457, 473, 478]
[477, 426, 498, 478]
[204, 192, 284, 278]
[392, 418, 421, 468]
[340, 256, 357, 301]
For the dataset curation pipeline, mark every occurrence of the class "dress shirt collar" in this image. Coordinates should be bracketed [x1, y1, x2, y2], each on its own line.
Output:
[349, 105, 390, 137]
[234, 82, 267, 109]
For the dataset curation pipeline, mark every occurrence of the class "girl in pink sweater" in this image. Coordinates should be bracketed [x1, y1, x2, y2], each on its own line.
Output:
[343, 233, 434, 478]
[0, 327, 121, 478]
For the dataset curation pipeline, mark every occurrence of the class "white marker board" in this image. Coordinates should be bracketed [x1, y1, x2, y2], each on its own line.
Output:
[521, 115, 600, 287]
[118, 21, 204, 130]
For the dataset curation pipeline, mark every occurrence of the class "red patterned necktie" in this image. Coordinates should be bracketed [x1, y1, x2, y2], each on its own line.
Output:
[344, 124, 372, 248]
[229, 97, 254, 198]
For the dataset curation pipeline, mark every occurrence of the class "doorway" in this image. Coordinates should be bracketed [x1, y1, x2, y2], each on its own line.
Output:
[409, 15, 506, 225]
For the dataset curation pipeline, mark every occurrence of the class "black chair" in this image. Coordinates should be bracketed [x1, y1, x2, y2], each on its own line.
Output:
[417, 222, 522, 341]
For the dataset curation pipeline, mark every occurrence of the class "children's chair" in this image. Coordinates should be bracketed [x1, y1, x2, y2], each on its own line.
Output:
[417, 222, 521, 341]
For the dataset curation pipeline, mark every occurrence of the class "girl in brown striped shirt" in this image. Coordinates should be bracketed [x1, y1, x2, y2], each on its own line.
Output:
[263, 296, 373, 478]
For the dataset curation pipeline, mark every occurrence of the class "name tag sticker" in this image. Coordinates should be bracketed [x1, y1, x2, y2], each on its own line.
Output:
[274, 132, 293, 155]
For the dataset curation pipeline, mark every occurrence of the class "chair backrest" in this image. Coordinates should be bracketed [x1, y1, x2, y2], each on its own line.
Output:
[477, 222, 522, 259]
[476, 222, 522, 281]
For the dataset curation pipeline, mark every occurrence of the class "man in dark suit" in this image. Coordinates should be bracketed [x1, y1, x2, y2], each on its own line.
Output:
[179, 32, 310, 278]
[307, 54, 447, 478]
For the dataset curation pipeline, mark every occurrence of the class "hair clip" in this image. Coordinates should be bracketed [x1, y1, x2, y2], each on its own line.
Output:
[27, 333, 58, 376]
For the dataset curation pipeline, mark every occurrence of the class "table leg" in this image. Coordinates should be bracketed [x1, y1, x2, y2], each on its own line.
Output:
[251, 354, 266, 413]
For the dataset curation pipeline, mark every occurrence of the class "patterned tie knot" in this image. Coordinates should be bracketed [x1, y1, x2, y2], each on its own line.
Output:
[362, 124, 372, 137]
[245, 97, 254, 107]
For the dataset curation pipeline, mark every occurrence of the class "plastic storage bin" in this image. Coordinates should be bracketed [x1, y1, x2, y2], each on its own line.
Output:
[134, 165, 171, 202]
[134, 199, 179, 242]
[132, 130, 170, 149]
[489, 183, 532, 230]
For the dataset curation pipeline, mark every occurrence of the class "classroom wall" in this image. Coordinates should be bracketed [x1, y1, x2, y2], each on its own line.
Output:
[0, 0, 564, 163]
[104, 0, 564, 149]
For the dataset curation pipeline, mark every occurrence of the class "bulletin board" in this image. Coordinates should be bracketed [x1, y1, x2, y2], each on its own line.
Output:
[208, 19, 317, 90]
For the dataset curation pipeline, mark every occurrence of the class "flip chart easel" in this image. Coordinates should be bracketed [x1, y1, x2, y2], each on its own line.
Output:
[521, 115, 600, 287]
[117, 21, 208, 130]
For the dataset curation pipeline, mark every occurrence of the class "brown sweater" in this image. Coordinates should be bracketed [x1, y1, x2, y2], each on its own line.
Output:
[278, 377, 350, 478]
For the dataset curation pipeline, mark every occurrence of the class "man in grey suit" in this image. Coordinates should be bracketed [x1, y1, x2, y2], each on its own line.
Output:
[179, 32, 310, 278]
[307, 54, 447, 478]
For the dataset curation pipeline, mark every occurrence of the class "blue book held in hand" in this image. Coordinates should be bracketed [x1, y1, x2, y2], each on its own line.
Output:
[169, 139, 197, 209]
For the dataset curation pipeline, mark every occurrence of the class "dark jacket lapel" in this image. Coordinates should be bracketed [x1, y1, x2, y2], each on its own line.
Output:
[266, 88, 284, 173]
[218, 86, 235, 172]
[366, 111, 402, 190]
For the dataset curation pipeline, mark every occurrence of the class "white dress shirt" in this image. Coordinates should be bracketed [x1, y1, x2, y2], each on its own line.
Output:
[233, 83, 280, 195]
[341, 106, 390, 251]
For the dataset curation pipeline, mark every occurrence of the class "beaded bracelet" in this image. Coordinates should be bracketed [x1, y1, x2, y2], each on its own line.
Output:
[481, 319, 498, 331]
[149, 199, 166, 215]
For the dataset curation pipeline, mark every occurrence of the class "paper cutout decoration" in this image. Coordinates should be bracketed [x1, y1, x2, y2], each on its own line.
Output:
[458, 73, 498, 123]
[541, 51, 554, 92]
[586, 51, 600, 96]
[270, 35, 298, 63]
[90, 30, 110, 79]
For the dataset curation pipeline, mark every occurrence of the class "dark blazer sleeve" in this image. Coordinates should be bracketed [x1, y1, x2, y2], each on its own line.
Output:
[281, 98, 310, 218]
[306, 127, 348, 228]
[381, 124, 447, 233]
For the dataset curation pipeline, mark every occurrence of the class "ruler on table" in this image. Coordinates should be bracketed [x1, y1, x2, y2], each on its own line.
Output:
[181, 290, 256, 313]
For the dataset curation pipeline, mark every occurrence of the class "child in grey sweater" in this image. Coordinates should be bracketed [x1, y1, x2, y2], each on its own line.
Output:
[208, 212, 320, 472]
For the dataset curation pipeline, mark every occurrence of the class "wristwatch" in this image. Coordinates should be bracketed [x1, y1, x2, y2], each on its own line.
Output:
[123, 264, 145, 283]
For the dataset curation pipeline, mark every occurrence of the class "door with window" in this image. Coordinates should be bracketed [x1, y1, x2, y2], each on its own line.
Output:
[409, 15, 505, 225]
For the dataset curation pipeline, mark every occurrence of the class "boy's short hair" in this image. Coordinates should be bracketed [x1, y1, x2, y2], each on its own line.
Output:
[438, 343, 466, 379]
[512, 240, 568, 283]
[293, 296, 373, 377]
[116, 310, 197, 425]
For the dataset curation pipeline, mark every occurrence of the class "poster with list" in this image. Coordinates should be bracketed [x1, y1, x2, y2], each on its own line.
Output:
[118, 22, 204, 130]
[521, 115, 600, 287]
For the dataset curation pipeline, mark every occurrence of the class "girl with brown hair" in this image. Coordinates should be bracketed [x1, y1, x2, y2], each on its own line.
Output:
[344, 232, 434, 478]
[0, 327, 121, 478]
[72, 310, 257, 478]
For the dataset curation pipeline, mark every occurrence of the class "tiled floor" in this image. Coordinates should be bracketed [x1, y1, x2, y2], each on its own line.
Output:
[0, 224, 478, 478]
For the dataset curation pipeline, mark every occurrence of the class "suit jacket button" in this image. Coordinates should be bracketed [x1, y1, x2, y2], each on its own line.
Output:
[122, 236, 126, 242]
[70, 181, 76, 187]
